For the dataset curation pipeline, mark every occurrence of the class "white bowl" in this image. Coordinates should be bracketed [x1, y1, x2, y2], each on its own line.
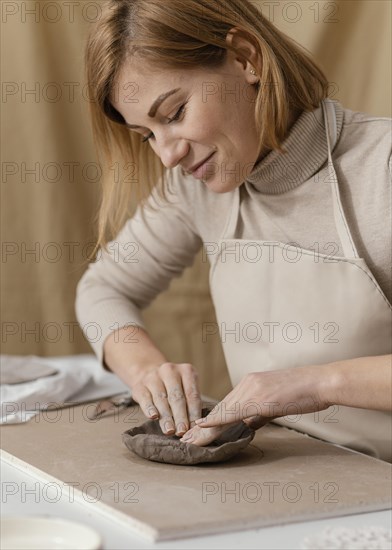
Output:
[1, 516, 102, 550]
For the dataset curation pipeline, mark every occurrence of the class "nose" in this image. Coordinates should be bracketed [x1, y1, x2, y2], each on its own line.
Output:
[153, 132, 189, 169]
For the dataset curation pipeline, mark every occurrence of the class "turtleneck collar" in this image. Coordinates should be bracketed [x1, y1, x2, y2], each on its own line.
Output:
[245, 100, 344, 195]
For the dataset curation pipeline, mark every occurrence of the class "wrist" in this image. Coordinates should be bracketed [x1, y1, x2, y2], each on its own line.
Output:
[103, 327, 168, 383]
[316, 362, 343, 408]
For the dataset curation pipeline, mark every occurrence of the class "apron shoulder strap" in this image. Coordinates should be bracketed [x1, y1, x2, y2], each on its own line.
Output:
[221, 186, 240, 241]
[322, 99, 360, 258]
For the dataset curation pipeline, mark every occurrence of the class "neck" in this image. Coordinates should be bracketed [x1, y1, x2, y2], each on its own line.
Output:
[256, 106, 303, 164]
[246, 100, 344, 195]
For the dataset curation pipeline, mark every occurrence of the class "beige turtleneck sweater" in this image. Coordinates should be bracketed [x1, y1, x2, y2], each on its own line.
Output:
[75, 100, 392, 365]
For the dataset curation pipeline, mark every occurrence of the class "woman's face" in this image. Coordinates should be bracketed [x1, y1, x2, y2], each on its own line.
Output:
[111, 49, 262, 193]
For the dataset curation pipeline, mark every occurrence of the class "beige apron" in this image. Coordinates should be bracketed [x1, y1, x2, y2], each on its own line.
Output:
[209, 99, 392, 461]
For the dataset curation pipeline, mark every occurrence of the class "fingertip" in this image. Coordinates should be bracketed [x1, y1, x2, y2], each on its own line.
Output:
[175, 422, 188, 437]
[148, 407, 159, 419]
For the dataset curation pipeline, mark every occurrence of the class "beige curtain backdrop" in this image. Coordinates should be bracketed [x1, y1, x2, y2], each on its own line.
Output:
[1, 1, 391, 400]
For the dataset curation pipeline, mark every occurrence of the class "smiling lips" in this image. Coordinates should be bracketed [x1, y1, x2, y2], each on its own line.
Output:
[187, 153, 216, 176]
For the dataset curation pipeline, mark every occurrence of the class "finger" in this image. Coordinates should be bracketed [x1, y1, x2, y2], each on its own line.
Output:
[160, 364, 190, 436]
[153, 382, 176, 435]
[180, 424, 225, 447]
[194, 399, 241, 428]
[180, 364, 202, 427]
[131, 385, 159, 420]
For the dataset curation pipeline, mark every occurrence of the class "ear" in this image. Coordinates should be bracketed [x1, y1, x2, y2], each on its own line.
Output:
[225, 27, 261, 85]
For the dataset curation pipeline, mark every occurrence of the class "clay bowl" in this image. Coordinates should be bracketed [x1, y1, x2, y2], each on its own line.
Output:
[122, 408, 255, 465]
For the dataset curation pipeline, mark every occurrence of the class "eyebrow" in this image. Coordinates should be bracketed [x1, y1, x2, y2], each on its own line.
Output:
[125, 88, 182, 129]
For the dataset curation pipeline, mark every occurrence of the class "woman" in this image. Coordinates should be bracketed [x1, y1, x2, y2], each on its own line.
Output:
[76, 0, 392, 460]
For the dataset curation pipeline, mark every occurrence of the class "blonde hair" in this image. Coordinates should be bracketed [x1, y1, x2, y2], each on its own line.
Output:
[86, 0, 329, 256]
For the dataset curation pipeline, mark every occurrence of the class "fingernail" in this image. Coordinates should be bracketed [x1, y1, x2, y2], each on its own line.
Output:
[194, 418, 204, 425]
[180, 433, 193, 442]
[148, 408, 158, 418]
[164, 421, 175, 434]
[176, 423, 187, 435]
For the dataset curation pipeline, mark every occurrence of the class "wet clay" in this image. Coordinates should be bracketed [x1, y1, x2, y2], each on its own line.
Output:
[122, 408, 255, 465]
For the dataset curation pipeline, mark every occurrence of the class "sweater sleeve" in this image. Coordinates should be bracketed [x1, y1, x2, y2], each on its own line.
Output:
[75, 168, 203, 366]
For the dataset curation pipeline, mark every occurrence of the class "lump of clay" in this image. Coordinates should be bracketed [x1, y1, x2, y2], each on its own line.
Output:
[122, 408, 255, 465]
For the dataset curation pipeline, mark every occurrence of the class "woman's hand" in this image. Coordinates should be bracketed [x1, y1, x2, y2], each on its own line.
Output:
[181, 365, 329, 446]
[180, 354, 392, 446]
[129, 362, 202, 437]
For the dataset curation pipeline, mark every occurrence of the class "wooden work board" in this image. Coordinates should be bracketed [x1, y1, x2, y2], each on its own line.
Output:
[1, 402, 391, 541]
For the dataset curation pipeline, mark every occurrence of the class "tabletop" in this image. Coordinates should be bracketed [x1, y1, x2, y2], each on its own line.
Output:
[2, 452, 391, 549]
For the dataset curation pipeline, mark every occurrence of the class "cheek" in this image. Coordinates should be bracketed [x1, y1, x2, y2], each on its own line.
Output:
[188, 118, 220, 144]
[198, 90, 230, 125]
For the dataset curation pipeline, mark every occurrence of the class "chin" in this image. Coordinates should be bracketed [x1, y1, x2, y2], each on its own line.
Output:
[203, 177, 242, 193]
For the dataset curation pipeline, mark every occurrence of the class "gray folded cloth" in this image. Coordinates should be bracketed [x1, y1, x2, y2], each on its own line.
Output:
[0, 356, 58, 385]
[122, 407, 255, 465]
[0, 354, 130, 424]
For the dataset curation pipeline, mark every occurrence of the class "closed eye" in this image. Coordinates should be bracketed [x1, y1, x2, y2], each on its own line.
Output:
[168, 103, 187, 123]
[142, 103, 187, 143]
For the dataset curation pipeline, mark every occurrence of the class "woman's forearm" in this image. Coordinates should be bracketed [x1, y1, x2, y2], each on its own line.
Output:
[320, 354, 392, 411]
[103, 326, 168, 386]
[185, 354, 392, 445]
